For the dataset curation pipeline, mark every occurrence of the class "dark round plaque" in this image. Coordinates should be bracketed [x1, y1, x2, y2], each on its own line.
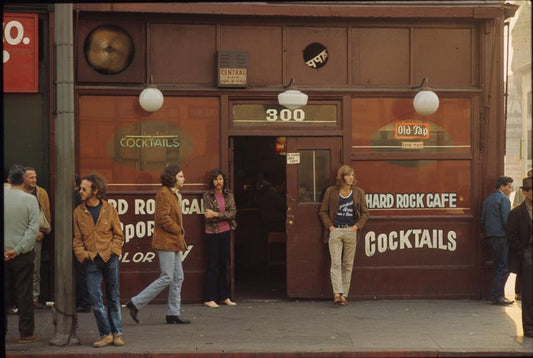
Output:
[303, 43, 328, 69]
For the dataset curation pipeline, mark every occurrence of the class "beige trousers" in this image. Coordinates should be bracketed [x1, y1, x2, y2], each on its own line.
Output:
[328, 228, 357, 297]
[33, 240, 42, 300]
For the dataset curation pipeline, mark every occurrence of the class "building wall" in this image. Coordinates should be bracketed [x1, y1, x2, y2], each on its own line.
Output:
[68, 2, 513, 301]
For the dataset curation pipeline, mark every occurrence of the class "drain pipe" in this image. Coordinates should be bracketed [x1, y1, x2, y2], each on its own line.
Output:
[50, 3, 78, 346]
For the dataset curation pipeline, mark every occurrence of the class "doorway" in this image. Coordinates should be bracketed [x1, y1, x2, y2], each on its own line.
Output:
[232, 136, 287, 299]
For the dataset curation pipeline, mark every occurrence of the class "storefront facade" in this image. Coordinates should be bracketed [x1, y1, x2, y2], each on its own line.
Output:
[71, 2, 515, 302]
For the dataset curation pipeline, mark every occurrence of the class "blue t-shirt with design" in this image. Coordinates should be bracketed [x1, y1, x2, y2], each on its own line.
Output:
[334, 191, 356, 226]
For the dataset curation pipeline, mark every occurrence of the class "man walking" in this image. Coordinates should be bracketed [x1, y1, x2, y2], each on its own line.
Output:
[507, 177, 533, 338]
[22, 167, 51, 309]
[4, 164, 40, 343]
[73, 174, 125, 347]
[481, 176, 514, 305]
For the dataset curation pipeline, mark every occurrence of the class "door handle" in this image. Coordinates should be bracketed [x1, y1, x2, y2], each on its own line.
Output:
[287, 214, 294, 225]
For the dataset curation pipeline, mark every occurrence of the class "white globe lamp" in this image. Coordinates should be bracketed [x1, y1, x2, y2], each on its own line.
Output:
[278, 78, 308, 110]
[278, 89, 308, 110]
[139, 87, 164, 112]
[413, 89, 439, 115]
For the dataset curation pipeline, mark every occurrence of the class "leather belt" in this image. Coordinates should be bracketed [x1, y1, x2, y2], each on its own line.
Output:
[334, 224, 351, 228]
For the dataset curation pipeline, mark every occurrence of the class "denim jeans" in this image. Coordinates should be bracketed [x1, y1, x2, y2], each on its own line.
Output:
[131, 250, 184, 316]
[205, 231, 231, 302]
[487, 236, 510, 300]
[86, 254, 122, 336]
[328, 228, 357, 297]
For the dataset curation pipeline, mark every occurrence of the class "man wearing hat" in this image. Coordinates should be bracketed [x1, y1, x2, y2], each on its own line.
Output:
[507, 177, 533, 338]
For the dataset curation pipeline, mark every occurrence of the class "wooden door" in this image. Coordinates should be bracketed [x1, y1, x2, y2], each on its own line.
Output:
[285, 137, 342, 297]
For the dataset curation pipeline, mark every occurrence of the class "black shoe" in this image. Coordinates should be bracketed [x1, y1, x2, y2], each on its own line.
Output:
[490, 297, 514, 305]
[76, 306, 91, 313]
[165, 315, 190, 324]
[126, 300, 139, 323]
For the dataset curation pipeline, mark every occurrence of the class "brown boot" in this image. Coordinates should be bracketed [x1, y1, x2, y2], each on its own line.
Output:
[93, 335, 113, 348]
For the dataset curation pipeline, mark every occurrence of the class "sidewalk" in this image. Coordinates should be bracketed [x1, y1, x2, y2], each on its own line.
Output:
[5, 298, 533, 357]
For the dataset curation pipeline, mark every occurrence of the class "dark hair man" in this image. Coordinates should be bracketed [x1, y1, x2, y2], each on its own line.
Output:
[73, 174, 125, 347]
[4, 164, 40, 343]
[507, 177, 533, 338]
[481, 175, 514, 305]
[126, 164, 190, 324]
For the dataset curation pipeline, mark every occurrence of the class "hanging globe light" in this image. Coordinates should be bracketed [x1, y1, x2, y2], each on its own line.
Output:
[139, 86, 164, 112]
[278, 78, 308, 110]
[412, 78, 439, 115]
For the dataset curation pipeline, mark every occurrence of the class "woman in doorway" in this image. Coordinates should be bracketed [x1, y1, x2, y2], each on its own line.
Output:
[126, 164, 190, 324]
[319, 165, 369, 306]
[203, 169, 238, 308]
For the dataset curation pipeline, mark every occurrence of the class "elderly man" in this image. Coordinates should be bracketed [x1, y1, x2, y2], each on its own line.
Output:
[507, 177, 533, 338]
[481, 176, 514, 305]
[22, 167, 51, 309]
[4, 164, 40, 343]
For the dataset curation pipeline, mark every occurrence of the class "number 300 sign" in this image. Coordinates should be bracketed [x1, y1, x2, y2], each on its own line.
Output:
[266, 108, 305, 122]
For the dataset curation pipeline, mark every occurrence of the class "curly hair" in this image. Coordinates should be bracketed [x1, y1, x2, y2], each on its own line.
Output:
[160, 164, 182, 188]
[208, 169, 227, 190]
[336, 165, 356, 187]
[82, 174, 107, 199]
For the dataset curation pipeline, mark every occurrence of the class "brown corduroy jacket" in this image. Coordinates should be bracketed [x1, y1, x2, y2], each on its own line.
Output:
[151, 185, 187, 252]
[318, 185, 369, 240]
[73, 200, 124, 263]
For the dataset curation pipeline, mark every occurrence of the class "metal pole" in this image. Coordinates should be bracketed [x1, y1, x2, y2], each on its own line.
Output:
[50, 3, 78, 346]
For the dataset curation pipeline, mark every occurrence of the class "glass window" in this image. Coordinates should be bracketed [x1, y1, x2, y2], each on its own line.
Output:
[78, 96, 220, 191]
[352, 98, 471, 153]
[298, 150, 330, 203]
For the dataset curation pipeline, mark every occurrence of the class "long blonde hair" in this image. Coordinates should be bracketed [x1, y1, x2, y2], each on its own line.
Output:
[336, 165, 356, 187]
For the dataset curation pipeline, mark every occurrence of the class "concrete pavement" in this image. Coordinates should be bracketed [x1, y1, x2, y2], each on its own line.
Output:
[5, 298, 533, 357]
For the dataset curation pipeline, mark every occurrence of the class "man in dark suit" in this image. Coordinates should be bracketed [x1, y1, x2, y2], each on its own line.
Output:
[507, 177, 532, 338]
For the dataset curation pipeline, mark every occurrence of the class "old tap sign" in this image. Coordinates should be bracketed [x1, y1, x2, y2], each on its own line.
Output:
[3, 13, 38, 92]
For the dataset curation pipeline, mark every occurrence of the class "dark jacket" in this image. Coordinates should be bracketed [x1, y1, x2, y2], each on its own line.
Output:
[202, 189, 237, 233]
[481, 190, 511, 237]
[152, 186, 187, 252]
[319, 185, 369, 232]
[506, 201, 532, 273]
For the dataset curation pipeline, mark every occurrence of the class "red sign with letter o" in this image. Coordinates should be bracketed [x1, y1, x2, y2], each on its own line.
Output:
[3, 13, 38, 93]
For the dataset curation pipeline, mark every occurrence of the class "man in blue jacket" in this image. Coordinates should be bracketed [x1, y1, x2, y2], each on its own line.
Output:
[481, 176, 514, 305]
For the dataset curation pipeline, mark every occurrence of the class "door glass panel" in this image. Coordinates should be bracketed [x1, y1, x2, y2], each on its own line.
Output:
[298, 150, 330, 203]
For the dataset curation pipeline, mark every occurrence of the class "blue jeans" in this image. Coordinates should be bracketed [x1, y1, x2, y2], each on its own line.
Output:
[86, 254, 122, 336]
[487, 236, 510, 300]
[131, 250, 184, 316]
